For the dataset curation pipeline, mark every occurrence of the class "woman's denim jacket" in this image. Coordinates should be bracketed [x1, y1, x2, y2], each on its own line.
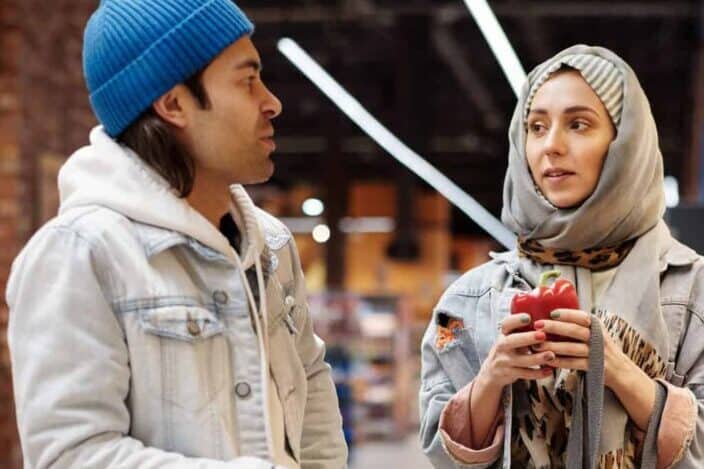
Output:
[420, 241, 704, 468]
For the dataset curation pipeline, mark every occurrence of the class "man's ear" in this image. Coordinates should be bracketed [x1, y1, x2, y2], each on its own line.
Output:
[152, 85, 191, 129]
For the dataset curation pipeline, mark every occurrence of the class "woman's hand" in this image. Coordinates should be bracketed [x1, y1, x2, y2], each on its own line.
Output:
[532, 309, 632, 386]
[531, 308, 592, 370]
[535, 309, 656, 430]
[468, 313, 556, 448]
[476, 313, 556, 391]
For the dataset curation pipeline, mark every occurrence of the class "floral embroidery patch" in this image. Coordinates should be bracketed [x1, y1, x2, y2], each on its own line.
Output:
[435, 312, 465, 351]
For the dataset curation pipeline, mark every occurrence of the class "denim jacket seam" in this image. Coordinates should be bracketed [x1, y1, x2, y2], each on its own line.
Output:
[138, 327, 222, 342]
[46, 225, 122, 305]
[112, 296, 207, 314]
[661, 297, 690, 306]
[144, 235, 189, 258]
[46, 225, 100, 250]
[687, 304, 704, 324]
[422, 376, 452, 391]
[443, 287, 492, 299]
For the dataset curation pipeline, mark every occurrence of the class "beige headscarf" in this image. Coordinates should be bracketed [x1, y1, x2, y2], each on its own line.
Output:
[502, 45, 672, 468]
[501, 45, 664, 250]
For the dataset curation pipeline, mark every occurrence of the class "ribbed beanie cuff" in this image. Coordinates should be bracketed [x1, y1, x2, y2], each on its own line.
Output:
[84, 0, 254, 137]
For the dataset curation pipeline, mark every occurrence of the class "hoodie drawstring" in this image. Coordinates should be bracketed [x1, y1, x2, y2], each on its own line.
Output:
[232, 250, 274, 460]
[229, 185, 275, 460]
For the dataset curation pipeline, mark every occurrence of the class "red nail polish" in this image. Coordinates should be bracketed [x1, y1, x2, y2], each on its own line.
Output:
[534, 320, 545, 329]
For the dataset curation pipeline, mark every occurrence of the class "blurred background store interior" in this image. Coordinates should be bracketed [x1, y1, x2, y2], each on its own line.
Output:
[1, 1, 704, 467]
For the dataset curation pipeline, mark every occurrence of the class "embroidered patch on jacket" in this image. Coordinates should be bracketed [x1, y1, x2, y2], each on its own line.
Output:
[435, 312, 464, 351]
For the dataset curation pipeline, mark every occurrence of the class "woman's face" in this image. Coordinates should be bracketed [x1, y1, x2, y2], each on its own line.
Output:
[525, 69, 616, 209]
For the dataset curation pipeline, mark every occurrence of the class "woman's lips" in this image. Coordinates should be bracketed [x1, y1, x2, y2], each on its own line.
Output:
[543, 169, 575, 184]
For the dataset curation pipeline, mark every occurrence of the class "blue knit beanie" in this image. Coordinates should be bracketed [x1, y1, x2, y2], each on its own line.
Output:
[83, 0, 254, 137]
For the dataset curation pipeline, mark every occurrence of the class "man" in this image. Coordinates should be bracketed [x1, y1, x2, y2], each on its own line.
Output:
[6, 1, 347, 468]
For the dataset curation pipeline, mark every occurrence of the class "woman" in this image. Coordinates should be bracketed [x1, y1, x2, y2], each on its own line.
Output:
[420, 45, 704, 468]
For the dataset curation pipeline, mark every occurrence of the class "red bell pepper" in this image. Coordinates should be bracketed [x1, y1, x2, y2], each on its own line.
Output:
[511, 270, 579, 341]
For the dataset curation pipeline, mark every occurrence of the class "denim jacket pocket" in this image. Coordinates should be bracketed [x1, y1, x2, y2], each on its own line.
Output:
[138, 305, 229, 411]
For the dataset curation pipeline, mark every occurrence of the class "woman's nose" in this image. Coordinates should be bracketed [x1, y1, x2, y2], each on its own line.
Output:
[543, 127, 567, 157]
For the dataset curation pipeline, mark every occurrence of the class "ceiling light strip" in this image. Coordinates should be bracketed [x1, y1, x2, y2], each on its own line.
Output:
[277, 38, 516, 248]
[462, 0, 527, 97]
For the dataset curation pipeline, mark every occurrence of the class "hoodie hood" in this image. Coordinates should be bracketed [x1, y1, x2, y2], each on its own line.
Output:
[58, 126, 264, 269]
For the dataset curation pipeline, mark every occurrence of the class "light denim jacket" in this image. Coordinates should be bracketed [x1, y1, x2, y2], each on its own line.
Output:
[420, 239, 704, 468]
[6, 127, 347, 469]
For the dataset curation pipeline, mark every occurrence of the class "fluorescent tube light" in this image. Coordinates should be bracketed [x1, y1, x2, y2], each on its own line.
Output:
[462, 0, 526, 97]
[277, 38, 516, 249]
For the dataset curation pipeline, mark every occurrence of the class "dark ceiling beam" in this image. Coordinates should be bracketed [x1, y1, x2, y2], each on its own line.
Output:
[431, 25, 505, 130]
[274, 152, 503, 168]
[493, 2, 697, 18]
[341, 0, 377, 16]
[502, 0, 552, 63]
[272, 135, 503, 155]
[247, 2, 698, 24]
[271, 162, 503, 189]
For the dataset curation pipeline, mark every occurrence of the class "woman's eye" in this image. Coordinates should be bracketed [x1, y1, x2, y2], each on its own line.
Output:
[528, 122, 546, 134]
[571, 120, 590, 131]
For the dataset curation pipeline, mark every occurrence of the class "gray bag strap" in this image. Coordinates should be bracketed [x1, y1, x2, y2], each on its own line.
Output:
[565, 319, 604, 469]
[640, 381, 668, 469]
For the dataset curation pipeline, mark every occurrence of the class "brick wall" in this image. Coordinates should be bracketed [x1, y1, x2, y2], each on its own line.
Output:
[1, 0, 24, 464]
[1, 2, 96, 466]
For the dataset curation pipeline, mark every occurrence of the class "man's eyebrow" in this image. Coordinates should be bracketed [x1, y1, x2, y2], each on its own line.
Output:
[234, 59, 262, 72]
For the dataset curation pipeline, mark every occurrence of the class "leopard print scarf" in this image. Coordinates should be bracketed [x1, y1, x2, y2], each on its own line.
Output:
[518, 237, 636, 271]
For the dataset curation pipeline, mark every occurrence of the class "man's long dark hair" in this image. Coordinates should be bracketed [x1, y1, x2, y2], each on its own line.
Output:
[116, 70, 211, 198]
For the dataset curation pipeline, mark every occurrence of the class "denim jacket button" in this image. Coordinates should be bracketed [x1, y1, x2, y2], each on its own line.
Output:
[213, 290, 229, 305]
[187, 318, 201, 337]
[235, 381, 252, 398]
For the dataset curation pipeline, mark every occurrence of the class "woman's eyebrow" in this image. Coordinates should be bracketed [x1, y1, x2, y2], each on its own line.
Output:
[563, 105, 599, 116]
[528, 106, 599, 116]
[527, 109, 548, 116]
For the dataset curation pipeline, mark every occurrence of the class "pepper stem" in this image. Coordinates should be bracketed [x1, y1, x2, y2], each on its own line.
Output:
[538, 270, 562, 287]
